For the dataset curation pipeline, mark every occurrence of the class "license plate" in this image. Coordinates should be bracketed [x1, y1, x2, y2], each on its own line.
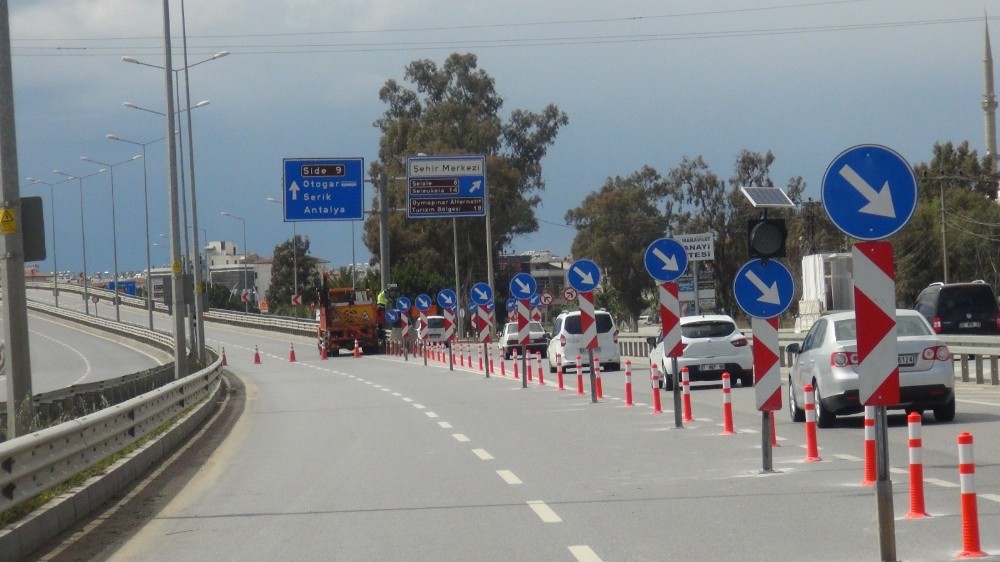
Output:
[959, 321, 982, 329]
[700, 364, 725, 371]
[580, 347, 601, 354]
[898, 354, 916, 367]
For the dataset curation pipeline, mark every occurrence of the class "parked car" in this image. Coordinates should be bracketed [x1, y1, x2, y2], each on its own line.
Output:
[425, 315, 449, 346]
[913, 281, 1000, 335]
[498, 321, 549, 359]
[646, 314, 753, 389]
[786, 309, 955, 428]
[547, 309, 621, 372]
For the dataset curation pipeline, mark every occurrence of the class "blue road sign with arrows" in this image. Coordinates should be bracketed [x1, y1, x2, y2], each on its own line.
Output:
[567, 259, 601, 293]
[437, 288, 458, 309]
[415, 294, 432, 312]
[505, 297, 517, 312]
[282, 158, 365, 221]
[509, 273, 537, 299]
[644, 238, 689, 282]
[733, 259, 795, 319]
[470, 282, 493, 305]
[385, 309, 399, 323]
[396, 297, 411, 312]
[821, 144, 917, 241]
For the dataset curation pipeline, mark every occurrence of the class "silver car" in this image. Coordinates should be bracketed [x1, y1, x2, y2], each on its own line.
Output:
[786, 309, 955, 428]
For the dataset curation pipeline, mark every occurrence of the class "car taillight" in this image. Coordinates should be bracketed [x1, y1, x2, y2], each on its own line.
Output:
[921, 345, 951, 361]
[560, 334, 566, 347]
[932, 317, 942, 333]
[613, 330, 619, 344]
[996, 315, 1000, 330]
[831, 351, 859, 367]
[731, 337, 748, 347]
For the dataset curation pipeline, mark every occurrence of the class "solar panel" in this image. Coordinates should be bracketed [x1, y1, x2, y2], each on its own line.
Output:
[740, 186, 795, 208]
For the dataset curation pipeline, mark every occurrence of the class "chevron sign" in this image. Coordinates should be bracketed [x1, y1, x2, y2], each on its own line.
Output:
[477, 305, 491, 343]
[753, 316, 781, 411]
[443, 307, 455, 342]
[658, 282, 684, 358]
[853, 241, 899, 406]
[578, 291, 598, 350]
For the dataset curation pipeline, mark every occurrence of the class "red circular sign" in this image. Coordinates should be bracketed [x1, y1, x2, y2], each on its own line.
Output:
[562, 287, 577, 301]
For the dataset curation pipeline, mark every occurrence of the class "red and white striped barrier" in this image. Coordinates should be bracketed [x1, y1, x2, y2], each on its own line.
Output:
[957, 432, 986, 558]
[512, 348, 520, 379]
[594, 356, 603, 400]
[466, 343, 472, 368]
[556, 353, 565, 391]
[905, 412, 927, 519]
[721, 372, 734, 435]
[526, 351, 533, 382]
[536, 352, 544, 386]
[802, 384, 821, 462]
[862, 406, 876, 486]
[489, 347, 495, 375]
[681, 366, 693, 422]
[499, 348, 506, 376]
[650, 363, 663, 414]
[623, 360, 633, 407]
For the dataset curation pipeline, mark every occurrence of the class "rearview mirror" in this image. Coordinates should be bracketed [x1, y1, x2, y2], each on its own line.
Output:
[645, 336, 658, 347]
[785, 343, 801, 355]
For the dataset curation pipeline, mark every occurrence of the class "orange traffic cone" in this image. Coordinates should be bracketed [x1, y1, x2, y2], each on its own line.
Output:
[221, 347, 228, 366]
[320, 341, 327, 360]
[289, 343, 297, 362]
[253, 345, 261, 364]
[353, 339, 362, 358]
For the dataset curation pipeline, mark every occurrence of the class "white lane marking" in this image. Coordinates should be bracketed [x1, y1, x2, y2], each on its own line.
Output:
[438, 422, 453, 429]
[425, 412, 439, 418]
[981, 494, 1000, 503]
[365, 381, 373, 385]
[568, 545, 603, 562]
[835, 454, 863, 462]
[392, 392, 401, 396]
[414, 404, 426, 409]
[527, 500, 562, 523]
[381, 388, 391, 392]
[926, 478, 960, 488]
[402, 397, 413, 403]
[452, 433, 470, 442]
[373, 384, 382, 388]
[889, 467, 907, 475]
[472, 449, 493, 460]
[957, 399, 1000, 407]
[496, 470, 522, 484]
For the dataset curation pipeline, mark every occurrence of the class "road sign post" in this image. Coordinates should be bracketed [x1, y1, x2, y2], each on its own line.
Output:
[644, 239, 688, 426]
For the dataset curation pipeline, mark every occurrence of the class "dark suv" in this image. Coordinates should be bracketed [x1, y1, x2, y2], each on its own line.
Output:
[913, 281, 1000, 335]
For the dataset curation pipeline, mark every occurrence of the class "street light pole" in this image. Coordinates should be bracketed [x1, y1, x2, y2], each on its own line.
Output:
[107, 134, 165, 330]
[267, 197, 298, 299]
[53, 168, 106, 316]
[80, 154, 141, 323]
[221, 212, 249, 313]
[26, 176, 72, 308]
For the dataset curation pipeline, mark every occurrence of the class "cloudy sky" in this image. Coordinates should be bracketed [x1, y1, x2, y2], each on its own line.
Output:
[8, 0, 997, 280]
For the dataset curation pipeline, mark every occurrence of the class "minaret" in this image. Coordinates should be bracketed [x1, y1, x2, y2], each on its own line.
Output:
[983, 14, 999, 193]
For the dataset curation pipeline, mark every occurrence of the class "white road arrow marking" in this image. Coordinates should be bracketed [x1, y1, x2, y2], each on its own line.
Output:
[572, 266, 594, 286]
[746, 270, 781, 305]
[652, 247, 679, 271]
[289, 180, 300, 201]
[838, 165, 895, 218]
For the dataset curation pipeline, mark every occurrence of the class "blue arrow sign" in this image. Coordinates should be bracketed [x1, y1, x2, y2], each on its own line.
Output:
[385, 309, 399, 323]
[509, 272, 537, 299]
[282, 158, 365, 221]
[470, 282, 493, 306]
[505, 297, 517, 312]
[395, 296, 411, 312]
[821, 144, 917, 241]
[529, 293, 541, 308]
[437, 288, 458, 309]
[415, 294, 432, 312]
[733, 259, 795, 319]
[644, 238, 689, 282]
[567, 259, 601, 293]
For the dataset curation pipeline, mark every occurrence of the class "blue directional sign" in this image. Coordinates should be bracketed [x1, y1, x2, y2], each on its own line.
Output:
[385, 309, 399, 323]
[733, 259, 795, 319]
[821, 144, 917, 241]
[509, 272, 537, 299]
[567, 259, 601, 293]
[415, 294, 432, 312]
[437, 288, 458, 309]
[529, 294, 541, 308]
[644, 238, 689, 282]
[505, 297, 517, 312]
[406, 154, 487, 219]
[282, 157, 365, 221]
[470, 282, 493, 306]
[395, 296, 411, 312]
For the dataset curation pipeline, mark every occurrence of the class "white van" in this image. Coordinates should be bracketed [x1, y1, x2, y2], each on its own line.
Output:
[546, 310, 620, 372]
[425, 315, 449, 346]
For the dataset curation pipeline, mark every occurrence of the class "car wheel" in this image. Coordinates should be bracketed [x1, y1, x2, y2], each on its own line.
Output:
[741, 372, 753, 388]
[605, 362, 620, 373]
[503, 349, 510, 360]
[933, 396, 956, 422]
[788, 377, 805, 422]
[813, 384, 837, 428]
[662, 366, 675, 391]
[549, 361, 557, 374]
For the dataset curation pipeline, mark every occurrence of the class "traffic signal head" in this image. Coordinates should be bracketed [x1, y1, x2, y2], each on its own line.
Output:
[747, 218, 787, 261]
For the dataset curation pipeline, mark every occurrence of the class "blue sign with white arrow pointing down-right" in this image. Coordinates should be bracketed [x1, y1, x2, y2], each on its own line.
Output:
[644, 238, 688, 282]
[567, 259, 601, 293]
[821, 144, 917, 241]
[733, 259, 795, 319]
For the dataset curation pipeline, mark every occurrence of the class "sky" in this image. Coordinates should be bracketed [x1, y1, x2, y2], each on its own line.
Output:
[7, 0, 999, 279]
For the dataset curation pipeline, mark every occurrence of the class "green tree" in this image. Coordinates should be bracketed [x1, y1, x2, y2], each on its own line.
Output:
[565, 166, 671, 328]
[363, 53, 568, 301]
[266, 235, 320, 317]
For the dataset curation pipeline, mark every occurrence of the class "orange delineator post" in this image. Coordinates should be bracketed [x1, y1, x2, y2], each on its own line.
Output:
[650, 363, 663, 414]
[289, 343, 297, 362]
[905, 412, 928, 519]
[862, 406, 876, 486]
[721, 372, 734, 435]
[594, 357, 603, 400]
[623, 360, 633, 407]
[681, 366, 693, 422]
[221, 347, 228, 366]
[576, 354, 584, 396]
[536, 352, 544, 386]
[512, 349, 519, 379]
[802, 384, 822, 462]
[957, 432, 985, 558]
[556, 353, 565, 391]
[253, 345, 261, 364]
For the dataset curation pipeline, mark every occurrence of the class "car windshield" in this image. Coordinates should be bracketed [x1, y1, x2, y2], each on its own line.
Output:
[681, 320, 735, 339]
[561, 314, 614, 335]
[833, 315, 931, 341]
[937, 286, 998, 315]
[528, 322, 544, 332]
[427, 317, 445, 329]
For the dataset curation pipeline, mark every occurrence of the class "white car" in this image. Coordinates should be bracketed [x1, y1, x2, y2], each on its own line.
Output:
[647, 314, 753, 389]
[498, 321, 549, 359]
[424, 315, 449, 346]
[547, 309, 621, 372]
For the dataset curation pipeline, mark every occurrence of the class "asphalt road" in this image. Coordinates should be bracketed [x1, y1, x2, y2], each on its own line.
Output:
[28, 320, 1000, 562]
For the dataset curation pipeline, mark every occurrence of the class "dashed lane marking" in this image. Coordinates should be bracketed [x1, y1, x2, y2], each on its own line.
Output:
[472, 449, 494, 460]
[425, 412, 439, 418]
[568, 545, 603, 562]
[438, 422, 453, 429]
[527, 500, 562, 523]
[452, 434, 470, 442]
[497, 470, 522, 484]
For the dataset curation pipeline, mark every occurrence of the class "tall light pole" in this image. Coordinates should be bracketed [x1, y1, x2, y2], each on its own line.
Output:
[267, 197, 298, 300]
[25, 176, 72, 308]
[80, 154, 141, 322]
[221, 212, 249, 313]
[107, 134, 165, 330]
[54, 168, 107, 315]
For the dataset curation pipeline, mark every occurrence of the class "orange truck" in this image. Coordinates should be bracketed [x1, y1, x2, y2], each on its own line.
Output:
[316, 286, 385, 356]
